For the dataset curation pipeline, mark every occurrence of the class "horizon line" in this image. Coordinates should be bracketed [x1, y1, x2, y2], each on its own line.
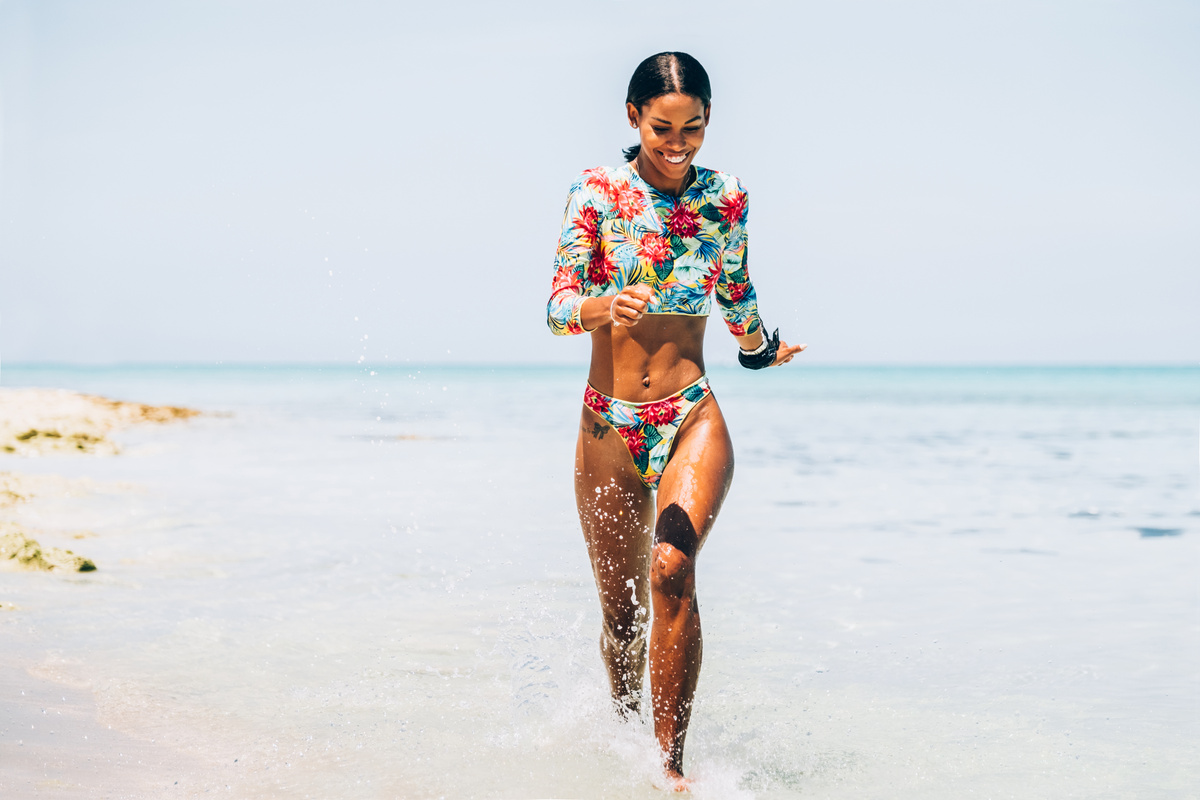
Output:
[2, 360, 1198, 371]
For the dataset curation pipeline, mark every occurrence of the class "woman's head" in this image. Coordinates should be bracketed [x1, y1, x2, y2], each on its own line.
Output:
[624, 52, 712, 183]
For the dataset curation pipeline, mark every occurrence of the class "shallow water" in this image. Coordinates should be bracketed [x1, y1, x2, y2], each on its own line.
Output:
[1, 364, 1197, 798]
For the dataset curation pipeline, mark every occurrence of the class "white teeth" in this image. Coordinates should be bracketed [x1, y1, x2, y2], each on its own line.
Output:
[664, 153, 687, 164]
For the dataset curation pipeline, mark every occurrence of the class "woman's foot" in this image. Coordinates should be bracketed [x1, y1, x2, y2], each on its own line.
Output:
[656, 768, 692, 793]
[614, 692, 642, 719]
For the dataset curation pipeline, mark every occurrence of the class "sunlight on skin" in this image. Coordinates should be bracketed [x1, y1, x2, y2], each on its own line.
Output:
[569, 81, 802, 786]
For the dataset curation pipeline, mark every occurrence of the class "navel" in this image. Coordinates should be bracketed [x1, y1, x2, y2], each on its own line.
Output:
[642, 376, 651, 388]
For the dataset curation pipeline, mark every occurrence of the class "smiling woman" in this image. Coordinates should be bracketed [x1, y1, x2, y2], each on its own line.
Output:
[545, 51, 807, 789]
[621, 52, 712, 181]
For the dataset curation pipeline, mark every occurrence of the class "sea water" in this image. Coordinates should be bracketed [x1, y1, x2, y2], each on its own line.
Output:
[1, 365, 1197, 799]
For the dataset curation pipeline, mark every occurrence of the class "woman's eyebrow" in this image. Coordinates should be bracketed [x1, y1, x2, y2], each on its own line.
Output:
[651, 115, 703, 124]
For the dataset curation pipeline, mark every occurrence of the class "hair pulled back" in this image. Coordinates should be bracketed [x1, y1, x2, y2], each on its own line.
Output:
[623, 52, 712, 162]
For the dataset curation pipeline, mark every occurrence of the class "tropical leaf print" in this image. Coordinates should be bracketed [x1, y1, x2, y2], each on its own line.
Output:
[693, 233, 721, 264]
[582, 378, 713, 488]
[698, 202, 723, 223]
[547, 164, 762, 337]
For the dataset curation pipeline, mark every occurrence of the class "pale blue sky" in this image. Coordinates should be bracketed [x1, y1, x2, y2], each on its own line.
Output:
[1, 0, 1197, 365]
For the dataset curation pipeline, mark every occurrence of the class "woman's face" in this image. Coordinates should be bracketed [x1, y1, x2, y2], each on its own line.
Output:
[627, 93, 710, 183]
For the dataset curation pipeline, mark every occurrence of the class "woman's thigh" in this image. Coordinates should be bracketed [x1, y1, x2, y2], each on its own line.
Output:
[575, 406, 656, 618]
[654, 395, 735, 559]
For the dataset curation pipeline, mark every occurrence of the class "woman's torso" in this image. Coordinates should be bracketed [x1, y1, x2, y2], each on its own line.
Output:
[574, 163, 748, 400]
[587, 315, 706, 402]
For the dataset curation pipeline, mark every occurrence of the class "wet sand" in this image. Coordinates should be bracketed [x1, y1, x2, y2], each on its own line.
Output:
[1, 367, 1195, 798]
[1, 388, 206, 796]
[0, 388, 198, 456]
[0, 389, 196, 574]
[0, 654, 211, 797]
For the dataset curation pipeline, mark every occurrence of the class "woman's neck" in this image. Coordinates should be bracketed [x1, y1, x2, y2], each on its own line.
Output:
[632, 153, 693, 197]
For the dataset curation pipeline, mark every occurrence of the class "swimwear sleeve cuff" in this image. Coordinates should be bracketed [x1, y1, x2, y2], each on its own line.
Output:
[573, 295, 592, 333]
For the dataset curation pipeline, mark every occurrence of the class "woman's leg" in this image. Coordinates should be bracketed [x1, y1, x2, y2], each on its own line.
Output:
[649, 396, 735, 779]
[575, 406, 657, 712]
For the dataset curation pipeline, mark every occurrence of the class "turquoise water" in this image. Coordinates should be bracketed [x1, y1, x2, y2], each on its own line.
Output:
[1, 365, 1197, 798]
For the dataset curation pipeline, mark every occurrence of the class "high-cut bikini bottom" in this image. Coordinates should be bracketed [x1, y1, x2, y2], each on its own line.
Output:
[583, 375, 712, 489]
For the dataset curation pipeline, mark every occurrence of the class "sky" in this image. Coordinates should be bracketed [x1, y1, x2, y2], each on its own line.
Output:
[1, 0, 1197, 366]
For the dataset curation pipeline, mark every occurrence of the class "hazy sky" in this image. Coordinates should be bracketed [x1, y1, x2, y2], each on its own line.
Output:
[1, 0, 1197, 366]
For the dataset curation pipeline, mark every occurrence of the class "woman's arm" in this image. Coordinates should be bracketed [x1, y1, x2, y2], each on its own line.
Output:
[714, 181, 763, 339]
[548, 174, 657, 334]
[578, 284, 655, 331]
[547, 178, 602, 336]
[716, 181, 805, 366]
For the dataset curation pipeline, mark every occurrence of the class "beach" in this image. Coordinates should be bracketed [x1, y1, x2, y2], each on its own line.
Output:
[0, 364, 1197, 799]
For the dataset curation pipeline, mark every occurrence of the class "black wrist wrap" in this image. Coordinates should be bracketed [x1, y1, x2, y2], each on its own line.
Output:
[738, 327, 780, 370]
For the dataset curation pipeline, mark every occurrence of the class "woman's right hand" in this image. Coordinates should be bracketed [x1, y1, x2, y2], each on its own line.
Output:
[610, 284, 655, 327]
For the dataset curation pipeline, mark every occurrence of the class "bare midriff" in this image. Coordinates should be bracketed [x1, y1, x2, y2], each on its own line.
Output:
[587, 314, 707, 403]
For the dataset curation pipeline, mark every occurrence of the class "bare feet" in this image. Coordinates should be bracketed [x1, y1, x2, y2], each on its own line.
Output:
[665, 772, 692, 793]
[614, 692, 642, 720]
[658, 768, 692, 793]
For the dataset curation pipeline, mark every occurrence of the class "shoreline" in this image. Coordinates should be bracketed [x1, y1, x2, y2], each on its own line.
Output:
[0, 388, 199, 574]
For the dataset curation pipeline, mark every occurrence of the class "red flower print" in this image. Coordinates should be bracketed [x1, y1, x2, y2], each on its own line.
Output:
[637, 233, 671, 266]
[638, 397, 680, 427]
[587, 247, 617, 285]
[718, 192, 748, 226]
[727, 282, 750, 303]
[572, 205, 600, 244]
[584, 388, 611, 416]
[614, 184, 646, 221]
[583, 169, 617, 201]
[727, 321, 747, 336]
[620, 426, 648, 458]
[666, 202, 701, 238]
[551, 268, 581, 294]
[700, 264, 720, 295]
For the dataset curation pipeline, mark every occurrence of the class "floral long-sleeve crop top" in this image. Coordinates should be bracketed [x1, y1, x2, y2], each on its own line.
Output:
[547, 162, 762, 337]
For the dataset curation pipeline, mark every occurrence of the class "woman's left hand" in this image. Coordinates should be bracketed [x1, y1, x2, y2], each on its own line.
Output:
[773, 341, 807, 366]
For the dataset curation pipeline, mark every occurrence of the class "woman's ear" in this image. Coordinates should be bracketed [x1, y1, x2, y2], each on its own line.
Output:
[626, 102, 640, 129]
[703, 103, 712, 126]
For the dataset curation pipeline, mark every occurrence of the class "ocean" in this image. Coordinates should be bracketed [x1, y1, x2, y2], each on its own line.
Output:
[1, 364, 1197, 799]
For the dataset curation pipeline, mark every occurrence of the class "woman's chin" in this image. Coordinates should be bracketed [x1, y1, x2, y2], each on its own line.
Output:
[654, 159, 694, 180]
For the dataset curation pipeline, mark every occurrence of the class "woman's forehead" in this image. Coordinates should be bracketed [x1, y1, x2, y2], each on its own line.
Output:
[640, 93, 707, 120]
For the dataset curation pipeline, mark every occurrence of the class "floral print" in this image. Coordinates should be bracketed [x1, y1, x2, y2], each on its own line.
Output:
[547, 163, 762, 337]
[583, 376, 713, 488]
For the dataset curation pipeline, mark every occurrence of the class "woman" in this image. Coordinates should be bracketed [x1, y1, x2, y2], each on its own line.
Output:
[546, 52, 805, 786]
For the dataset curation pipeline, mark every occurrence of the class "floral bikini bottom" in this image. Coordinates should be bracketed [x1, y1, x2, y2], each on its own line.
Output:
[583, 375, 713, 489]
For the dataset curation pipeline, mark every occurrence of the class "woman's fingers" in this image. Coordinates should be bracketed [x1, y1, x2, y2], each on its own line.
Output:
[627, 284, 655, 303]
[613, 288, 650, 326]
[773, 341, 808, 366]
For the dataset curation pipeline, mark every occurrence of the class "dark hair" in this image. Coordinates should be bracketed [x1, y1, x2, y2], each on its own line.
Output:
[623, 52, 712, 162]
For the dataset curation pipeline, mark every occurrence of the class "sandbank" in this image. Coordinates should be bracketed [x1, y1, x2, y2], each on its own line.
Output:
[0, 387, 199, 456]
[0, 388, 201, 573]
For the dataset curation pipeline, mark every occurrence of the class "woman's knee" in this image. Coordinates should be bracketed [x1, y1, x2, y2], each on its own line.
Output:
[650, 541, 695, 599]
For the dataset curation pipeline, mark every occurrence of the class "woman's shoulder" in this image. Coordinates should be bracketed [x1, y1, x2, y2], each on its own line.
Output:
[566, 164, 632, 196]
[694, 166, 748, 198]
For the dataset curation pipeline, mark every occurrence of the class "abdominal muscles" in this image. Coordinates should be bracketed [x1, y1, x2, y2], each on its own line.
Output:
[588, 314, 709, 402]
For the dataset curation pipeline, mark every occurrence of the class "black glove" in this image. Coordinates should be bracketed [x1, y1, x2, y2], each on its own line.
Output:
[738, 327, 779, 370]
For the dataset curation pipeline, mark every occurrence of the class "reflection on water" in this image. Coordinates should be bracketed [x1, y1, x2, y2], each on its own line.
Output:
[1, 365, 1197, 798]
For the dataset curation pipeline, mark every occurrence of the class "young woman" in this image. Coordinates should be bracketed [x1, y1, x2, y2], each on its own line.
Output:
[546, 52, 805, 787]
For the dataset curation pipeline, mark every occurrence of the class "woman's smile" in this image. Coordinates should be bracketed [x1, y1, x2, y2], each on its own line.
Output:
[628, 91, 709, 195]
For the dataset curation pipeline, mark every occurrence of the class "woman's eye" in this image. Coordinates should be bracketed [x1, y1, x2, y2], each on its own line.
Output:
[653, 127, 669, 134]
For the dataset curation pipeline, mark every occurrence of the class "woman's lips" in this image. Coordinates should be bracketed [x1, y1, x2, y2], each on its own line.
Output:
[659, 150, 690, 165]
